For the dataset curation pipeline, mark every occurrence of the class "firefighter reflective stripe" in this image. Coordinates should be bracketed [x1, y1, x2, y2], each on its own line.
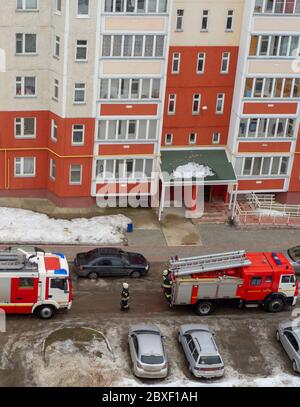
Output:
[163, 277, 172, 289]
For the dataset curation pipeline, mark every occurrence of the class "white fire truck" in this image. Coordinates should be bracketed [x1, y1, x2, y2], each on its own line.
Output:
[0, 248, 72, 319]
[167, 250, 298, 315]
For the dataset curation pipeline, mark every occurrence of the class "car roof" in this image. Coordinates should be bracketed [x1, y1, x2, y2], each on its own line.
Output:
[191, 331, 218, 355]
[137, 333, 164, 357]
[129, 324, 161, 334]
[87, 248, 125, 257]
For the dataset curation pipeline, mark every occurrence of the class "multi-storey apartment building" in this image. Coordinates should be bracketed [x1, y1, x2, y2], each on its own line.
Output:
[0, 0, 300, 213]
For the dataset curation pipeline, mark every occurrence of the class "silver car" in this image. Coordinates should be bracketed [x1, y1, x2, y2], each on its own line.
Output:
[178, 324, 224, 379]
[284, 246, 300, 274]
[276, 321, 300, 373]
[128, 324, 168, 379]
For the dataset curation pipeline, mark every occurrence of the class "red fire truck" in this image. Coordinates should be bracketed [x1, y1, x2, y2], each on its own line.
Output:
[167, 250, 298, 315]
[0, 248, 72, 319]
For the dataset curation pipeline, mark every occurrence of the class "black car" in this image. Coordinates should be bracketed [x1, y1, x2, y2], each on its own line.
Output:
[73, 248, 150, 279]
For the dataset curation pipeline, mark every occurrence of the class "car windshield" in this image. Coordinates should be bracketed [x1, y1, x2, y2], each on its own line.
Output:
[199, 356, 222, 365]
[140, 355, 164, 365]
[288, 246, 300, 262]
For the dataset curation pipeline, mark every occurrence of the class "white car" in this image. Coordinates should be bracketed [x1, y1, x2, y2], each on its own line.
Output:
[178, 324, 224, 379]
[128, 324, 168, 379]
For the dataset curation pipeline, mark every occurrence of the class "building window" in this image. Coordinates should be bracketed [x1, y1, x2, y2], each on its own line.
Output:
[96, 158, 153, 180]
[239, 117, 296, 139]
[196, 52, 206, 73]
[189, 133, 197, 144]
[176, 9, 184, 31]
[98, 119, 158, 141]
[16, 0, 38, 10]
[235, 156, 290, 177]
[212, 132, 220, 144]
[74, 83, 86, 103]
[172, 52, 181, 74]
[77, 0, 89, 16]
[104, 0, 168, 13]
[168, 94, 176, 114]
[72, 124, 85, 145]
[216, 93, 225, 114]
[54, 35, 60, 58]
[53, 79, 59, 101]
[201, 10, 209, 31]
[221, 52, 230, 73]
[100, 78, 161, 100]
[55, 0, 62, 13]
[226, 10, 234, 31]
[15, 117, 36, 138]
[192, 94, 201, 114]
[50, 159, 56, 180]
[51, 119, 58, 142]
[15, 76, 36, 96]
[165, 133, 173, 145]
[250, 34, 300, 58]
[70, 164, 82, 185]
[76, 40, 88, 61]
[254, 0, 300, 14]
[16, 33, 37, 54]
[14, 157, 36, 177]
[102, 34, 165, 57]
[244, 77, 300, 99]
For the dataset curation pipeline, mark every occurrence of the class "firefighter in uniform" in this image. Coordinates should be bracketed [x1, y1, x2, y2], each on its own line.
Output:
[120, 282, 130, 311]
[162, 269, 172, 304]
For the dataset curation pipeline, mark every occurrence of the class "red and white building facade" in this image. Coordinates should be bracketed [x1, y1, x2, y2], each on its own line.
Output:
[0, 0, 300, 212]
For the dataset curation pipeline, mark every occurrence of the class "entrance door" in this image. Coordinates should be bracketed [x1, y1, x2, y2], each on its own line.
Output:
[48, 278, 69, 305]
[11, 277, 38, 314]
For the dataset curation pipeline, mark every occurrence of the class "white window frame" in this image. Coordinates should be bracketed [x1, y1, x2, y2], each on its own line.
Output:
[14, 117, 36, 139]
[196, 52, 206, 74]
[74, 83, 86, 104]
[77, 0, 90, 17]
[54, 35, 60, 58]
[16, 33, 37, 55]
[51, 119, 58, 142]
[53, 78, 59, 101]
[172, 52, 181, 74]
[226, 10, 234, 31]
[168, 93, 176, 115]
[189, 133, 197, 144]
[192, 94, 201, 115]
[75, 39, 88, 61]
[14, 157, 36, 177]
[70, 164, 83, 185]
[212, 132, 221, 144]
[55, 0, 62, 14]
[16, 0, 39, 11]
[15, 76, 37, 97]
[236, 155, 290, 177]
[165, 133, 173, 145]
[221, 52, 230, 73]
[216, 93, 225, 114]
[72, 124, 85, 145]
[176, 9, 184, 31]
[201, 10, 209, 31]
[50, 158, 56, 180]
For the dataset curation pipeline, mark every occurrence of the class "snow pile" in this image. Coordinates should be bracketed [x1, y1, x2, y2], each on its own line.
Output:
[256, 209, 288, 217]
[0, 207, 130, 244]
[173, 163, 214, 179]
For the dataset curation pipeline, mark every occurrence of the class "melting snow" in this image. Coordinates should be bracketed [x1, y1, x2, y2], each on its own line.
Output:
[0, 207, 130, 245]
[173, 163, 214, 178]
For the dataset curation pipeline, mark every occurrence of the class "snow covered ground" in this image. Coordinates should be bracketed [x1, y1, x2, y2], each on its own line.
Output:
[0, 207, 131, 245]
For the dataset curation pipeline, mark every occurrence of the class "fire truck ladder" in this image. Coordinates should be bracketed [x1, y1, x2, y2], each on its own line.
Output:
[0, 252, 26, 270]
[170, 250, 252, 277]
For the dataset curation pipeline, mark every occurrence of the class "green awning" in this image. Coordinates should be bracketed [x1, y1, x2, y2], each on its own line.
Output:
[160, 149, 237, 184]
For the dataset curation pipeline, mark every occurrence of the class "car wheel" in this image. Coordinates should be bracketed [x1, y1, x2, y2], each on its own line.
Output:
[38, 305, 55, 320]
[276, 330, 281, 342]
[194, 300, 215, 316]
[88, 272, 98, 280]
[268, 298, 284, 313]
[130, 271, 141, 278]
[178, 333, 181, 343]
[293, 360, 299, 373]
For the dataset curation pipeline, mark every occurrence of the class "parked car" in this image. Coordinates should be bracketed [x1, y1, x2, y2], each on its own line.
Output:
[74, 248, 150, 279]
[283, 246, 300, 274]
[178, 324, 224, 379]
[128, 324, 168, 379]
[276, 321, 300, 373]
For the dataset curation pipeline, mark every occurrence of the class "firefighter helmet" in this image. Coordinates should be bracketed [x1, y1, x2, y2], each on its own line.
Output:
[123, 282, 129, 289]
[163, 270, 169, 277]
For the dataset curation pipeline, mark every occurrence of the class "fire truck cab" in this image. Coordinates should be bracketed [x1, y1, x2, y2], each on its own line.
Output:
[0, 248, 72, 319]
[168, 251, 298, 316]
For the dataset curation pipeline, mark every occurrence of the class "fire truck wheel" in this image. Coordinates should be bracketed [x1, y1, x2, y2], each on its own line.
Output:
[267, 297, 284, 313]
[38, 305, 55, 320]
[194, 301, 215, 316]
[293, 360, 299, 373]
[88, 272, 98, 280]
